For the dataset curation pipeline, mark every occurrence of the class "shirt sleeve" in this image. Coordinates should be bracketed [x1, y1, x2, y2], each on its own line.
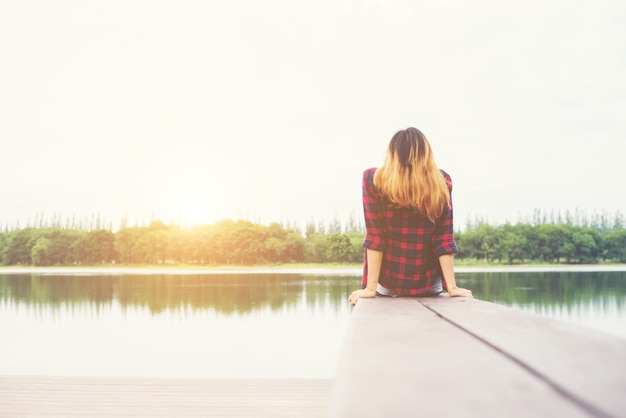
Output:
[361, 168, 386, 252]
[432, 171, 459, 256]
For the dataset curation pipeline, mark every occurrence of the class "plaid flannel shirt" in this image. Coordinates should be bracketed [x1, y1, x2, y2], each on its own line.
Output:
[361, 167, 458, 295]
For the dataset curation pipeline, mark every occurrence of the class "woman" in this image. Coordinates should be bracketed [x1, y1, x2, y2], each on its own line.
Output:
[349, 128, 472, 306]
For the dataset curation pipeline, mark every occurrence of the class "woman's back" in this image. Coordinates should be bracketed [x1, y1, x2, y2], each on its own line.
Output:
[361, 167, 457, 295]
[349, 127, 472, 305]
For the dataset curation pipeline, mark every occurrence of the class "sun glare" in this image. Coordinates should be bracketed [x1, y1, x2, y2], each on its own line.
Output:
[178, 199, 208, 226]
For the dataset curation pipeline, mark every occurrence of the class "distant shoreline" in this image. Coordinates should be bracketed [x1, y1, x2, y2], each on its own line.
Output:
[1, 264, 626, 275]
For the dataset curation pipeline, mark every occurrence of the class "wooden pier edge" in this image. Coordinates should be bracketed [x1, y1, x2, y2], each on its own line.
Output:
[328, 296, 626, 418]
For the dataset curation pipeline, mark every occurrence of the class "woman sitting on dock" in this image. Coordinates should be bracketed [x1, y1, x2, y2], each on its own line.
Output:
[349, 127, 472, 305]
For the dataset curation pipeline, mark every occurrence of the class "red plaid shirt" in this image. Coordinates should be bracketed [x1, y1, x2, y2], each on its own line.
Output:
[361, 167, 458, 295]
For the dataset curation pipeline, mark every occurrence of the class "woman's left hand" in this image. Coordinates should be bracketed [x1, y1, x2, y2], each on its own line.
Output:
[349, 288, 376, 306]
[448, 286, 473, 298]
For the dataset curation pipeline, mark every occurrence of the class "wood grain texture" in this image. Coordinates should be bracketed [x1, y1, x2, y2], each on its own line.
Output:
[329, 296, 620, 418]
[422, 296, 626, 418]
[0, 377, 331, 417]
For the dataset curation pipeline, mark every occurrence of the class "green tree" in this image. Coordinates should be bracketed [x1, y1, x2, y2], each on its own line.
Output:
[500, 224, 529, 264]
[80, 230, 117, 264]
[455, 229, 480, 260]
[264, 223, 305, 263]
[559, 241, 576, 264]
[476, 224, 503, 262]
[164, 226, 187, 263]
[571, 227, 600, 263]
[305, 234, 329, 263]
[3, 228, 40, 265]
[344, 231, 365, 263]
[540, 224, 571, 263]
[325, 234, 353, 263]
[31, 237, 52, 266]
[146, 221, 170, 264]
[115, 227, 143, 263]
[603, 229, 626, 262]
[0, 232, 8, 263]
[187, 224, 215, 264]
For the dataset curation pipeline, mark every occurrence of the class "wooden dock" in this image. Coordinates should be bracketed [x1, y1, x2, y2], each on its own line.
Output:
[0, 377, 331, 417]
[2, 296, 625, 417]
[329, 296, 626, 418]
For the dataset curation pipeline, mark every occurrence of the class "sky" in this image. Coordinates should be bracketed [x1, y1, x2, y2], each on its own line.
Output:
[1, 0, 625, 231]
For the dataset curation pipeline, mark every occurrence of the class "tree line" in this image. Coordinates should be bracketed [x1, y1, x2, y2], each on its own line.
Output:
[0, 219, 364, 266]
[0, 212, 624, 266]
[456, 223, 625, 264]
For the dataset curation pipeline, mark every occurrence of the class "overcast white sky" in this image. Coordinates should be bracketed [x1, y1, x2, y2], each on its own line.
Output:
[1, 0, 625, 231]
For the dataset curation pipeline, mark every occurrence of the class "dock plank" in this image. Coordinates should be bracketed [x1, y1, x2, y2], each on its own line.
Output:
[422, 296, 626, 418]
[0, 377, 331, 417]
[328, 297, 591, 418]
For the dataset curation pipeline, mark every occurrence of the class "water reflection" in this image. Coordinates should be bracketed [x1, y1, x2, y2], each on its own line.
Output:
[459, 271, 626, 337]
[0, 274, 355, 316]
[460, 271, 625, 307]
[0, 273, 357, 378]
[1, 271, 624, 378]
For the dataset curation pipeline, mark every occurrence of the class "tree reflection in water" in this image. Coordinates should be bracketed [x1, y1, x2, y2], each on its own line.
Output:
[0, 271, 624, 337]
[0, 273, 356, 316]
[459, 271, 626, 337]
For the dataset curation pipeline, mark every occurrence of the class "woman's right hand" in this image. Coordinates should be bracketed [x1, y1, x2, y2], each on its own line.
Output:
[448, 286, 473, 298]
[349, 288, 376, 306]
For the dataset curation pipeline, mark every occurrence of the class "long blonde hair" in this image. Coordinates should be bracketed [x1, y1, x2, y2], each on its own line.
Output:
[373, 127, 450, 222]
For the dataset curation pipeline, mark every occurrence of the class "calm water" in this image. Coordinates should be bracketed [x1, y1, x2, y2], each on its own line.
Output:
[1, 270, 624, 378]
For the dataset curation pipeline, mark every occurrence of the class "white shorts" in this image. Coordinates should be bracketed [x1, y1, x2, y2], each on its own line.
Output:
[376, 279, 443, 297]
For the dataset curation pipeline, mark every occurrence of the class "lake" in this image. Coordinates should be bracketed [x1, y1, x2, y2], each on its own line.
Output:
[1, 268, 624, 378]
